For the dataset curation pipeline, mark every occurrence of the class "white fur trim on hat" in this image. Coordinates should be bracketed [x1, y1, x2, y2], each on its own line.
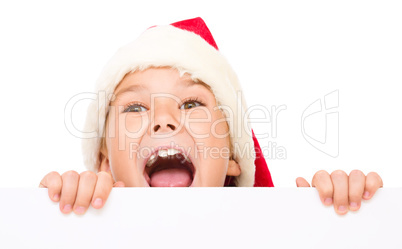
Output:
[82, 24, 256, 187]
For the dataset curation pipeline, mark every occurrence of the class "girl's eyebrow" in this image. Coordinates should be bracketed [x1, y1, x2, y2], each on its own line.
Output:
[114, 79, 212, 99]
[114, 85, 146, 98]
[184, 79, 211, 91]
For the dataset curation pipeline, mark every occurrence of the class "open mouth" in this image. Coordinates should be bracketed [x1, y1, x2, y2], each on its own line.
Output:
[144, 148, 195, 187]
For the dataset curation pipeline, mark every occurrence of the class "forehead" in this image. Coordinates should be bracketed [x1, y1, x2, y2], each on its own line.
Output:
[114, 68, 212, 95]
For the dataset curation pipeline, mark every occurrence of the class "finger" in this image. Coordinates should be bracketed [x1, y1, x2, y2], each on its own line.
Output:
[39, 171, 62, 202]
[73, 171, 97, 215]
[348, 170, 365, 211]
[311, 170, 333, 206]
[296, 177, 311, 187]
[113, 181, 125, 188]
[330, 170, 349, 215]
[363, 172, 383, 200]
[60, 171, 80, 214]
[91, 171, 114, 209]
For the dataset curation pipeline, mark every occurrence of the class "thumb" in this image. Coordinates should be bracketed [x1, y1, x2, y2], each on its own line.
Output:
[113, 181, 125, 187]
[296, 177, 311, 187]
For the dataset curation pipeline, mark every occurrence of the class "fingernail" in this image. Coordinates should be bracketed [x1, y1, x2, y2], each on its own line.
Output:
[74, 206, 86, 215]
[338, 205, 347, 212]
[324, 198, 333, 205]
[63, 204, 72, 213]
[93, 198, 103, 208]
[350, 202, 358, 208]
[364, 191, 370, 198]
[53, 194, 59, 201]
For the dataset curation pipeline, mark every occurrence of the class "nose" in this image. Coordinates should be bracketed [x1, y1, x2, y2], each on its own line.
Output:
[151, 98, 180, 135]
[153, 123, 176, 133]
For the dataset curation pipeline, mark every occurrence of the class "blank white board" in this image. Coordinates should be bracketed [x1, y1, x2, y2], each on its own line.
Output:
[0, 188, 400, 249]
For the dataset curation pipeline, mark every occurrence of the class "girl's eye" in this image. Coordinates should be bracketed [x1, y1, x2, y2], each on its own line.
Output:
[124, 104, 148, 112]
[180, 100, 202, 110]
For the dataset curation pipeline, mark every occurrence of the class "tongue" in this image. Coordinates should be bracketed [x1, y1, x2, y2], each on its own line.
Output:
[150, 168, 192, 187]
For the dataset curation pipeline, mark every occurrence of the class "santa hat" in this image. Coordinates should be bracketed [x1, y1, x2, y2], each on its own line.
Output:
[82, 17, 274, 187]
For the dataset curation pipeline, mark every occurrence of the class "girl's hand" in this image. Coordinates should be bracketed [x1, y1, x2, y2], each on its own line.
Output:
[39, 171, 124, 215]
[296, 170, 383, 215]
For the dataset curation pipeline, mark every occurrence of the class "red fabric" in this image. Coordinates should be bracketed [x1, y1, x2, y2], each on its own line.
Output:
[170, 17, 274, 187]
[252, 130, 274, 187]
[171, 17, 219, 50]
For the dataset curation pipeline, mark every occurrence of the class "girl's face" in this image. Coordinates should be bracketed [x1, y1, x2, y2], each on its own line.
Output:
[100, 67, 240, 187]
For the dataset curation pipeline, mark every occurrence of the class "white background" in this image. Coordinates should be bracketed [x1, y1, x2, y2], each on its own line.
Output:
[0, 0, 401, 188]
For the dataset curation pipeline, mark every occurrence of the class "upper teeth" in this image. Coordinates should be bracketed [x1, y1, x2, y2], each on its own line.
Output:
[146, 149, 191, 167]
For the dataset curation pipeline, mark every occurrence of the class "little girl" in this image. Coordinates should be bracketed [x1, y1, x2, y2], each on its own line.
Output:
[40, 17, 383, 216]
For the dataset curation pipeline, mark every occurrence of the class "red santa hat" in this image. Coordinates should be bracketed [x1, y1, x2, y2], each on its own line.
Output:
[82, 17, 274, 187]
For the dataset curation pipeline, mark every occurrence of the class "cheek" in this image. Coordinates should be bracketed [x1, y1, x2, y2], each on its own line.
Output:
[184, 108, 212, 138]
[105, 110, 150, 185]
[196, 148, 229, 186]
[188, 108, 231, 186]
[118, 113, 149, 143]
[106, 108, 150, 151]
[185, 107, 229, 143]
